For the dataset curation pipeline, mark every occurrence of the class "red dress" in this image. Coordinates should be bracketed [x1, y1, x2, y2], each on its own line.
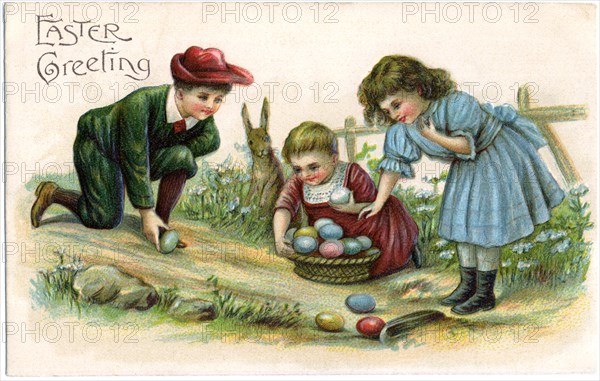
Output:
[275, 162, 418, 277]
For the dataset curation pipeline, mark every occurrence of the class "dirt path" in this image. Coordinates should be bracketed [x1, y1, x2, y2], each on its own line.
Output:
[22, 196, 594, 350]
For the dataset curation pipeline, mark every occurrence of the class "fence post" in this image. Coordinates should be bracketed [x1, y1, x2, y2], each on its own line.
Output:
[344, 116, 357, 162]
[518, 86, 581, 186]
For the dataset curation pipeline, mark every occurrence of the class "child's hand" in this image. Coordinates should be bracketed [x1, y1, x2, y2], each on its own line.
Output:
[358, 202, 384, 220]
[417, 117, 437, 139]
[329, 192, 358, 214]
[275, 239, 295, 257]
[140, 208, 169, 251]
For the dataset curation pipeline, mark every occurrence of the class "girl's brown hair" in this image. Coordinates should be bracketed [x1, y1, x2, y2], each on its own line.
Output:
[357, 55, 456, 126]
[282, 121, 338, 163]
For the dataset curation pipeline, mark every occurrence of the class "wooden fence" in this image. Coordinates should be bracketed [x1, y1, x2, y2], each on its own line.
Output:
[333, 85, 588, 186]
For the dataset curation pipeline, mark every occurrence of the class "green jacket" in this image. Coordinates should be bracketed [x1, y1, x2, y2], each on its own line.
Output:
[76, 84, 220, 208]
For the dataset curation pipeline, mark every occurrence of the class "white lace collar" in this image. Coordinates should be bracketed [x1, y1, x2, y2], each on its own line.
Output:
[303, 162, 350, 204]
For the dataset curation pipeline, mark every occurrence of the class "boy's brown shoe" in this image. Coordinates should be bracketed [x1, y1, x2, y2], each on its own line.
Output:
[31, 181, 58, 227]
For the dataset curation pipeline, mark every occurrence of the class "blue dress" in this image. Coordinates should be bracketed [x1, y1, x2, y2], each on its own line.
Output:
[378, 91, 565, 247]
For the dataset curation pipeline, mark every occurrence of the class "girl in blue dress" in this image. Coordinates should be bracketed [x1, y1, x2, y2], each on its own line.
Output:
[357, 55, 565, 314]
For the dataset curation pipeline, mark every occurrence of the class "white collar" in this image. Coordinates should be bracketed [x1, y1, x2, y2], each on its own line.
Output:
[166, 86, 199, 130]
[303, 162, 350, 205]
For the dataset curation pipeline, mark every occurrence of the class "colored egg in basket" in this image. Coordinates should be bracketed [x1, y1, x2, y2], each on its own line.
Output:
[293, 236, 318, 254]
[355, 236, 372, 250]
[159, 230, 180, 254]
[356, 316, 386, 338]
[314, 218, 335, 231]
[329, 187, 351, 204]
[341, 238, 363, 255]
[315, 312, 345, 332]
[319, 223, 344, 240]
[345, 293, 376, 313]
[319, 240, 344, 258]
[294, 226, 318, 239]
[284, 228, 298, 242]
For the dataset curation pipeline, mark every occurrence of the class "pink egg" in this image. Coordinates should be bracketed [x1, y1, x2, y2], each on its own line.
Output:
[356, 316, 386, 338]
[319, 240, 344, 258]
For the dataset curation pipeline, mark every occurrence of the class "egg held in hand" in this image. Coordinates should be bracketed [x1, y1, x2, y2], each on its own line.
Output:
[329, 187, 351, 205]
[159, 230, 180, 254]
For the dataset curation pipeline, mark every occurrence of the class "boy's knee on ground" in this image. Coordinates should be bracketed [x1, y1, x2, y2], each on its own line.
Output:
[81, 209, 123, 229]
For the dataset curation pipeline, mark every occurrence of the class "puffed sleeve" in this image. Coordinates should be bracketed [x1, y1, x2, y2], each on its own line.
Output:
[346, 163, 377, 203]
[376, 123, 421, 178]
[444, 91, 482, 161]
[274, 175, 303, 219]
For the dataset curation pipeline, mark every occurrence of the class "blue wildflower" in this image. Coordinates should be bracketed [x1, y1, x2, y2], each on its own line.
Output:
[570, 184, 589, 197]
[511, 242, 534, 254]
[551, 238, 572, 254]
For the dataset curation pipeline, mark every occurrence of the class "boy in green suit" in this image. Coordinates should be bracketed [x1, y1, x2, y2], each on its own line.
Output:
[31, 46, 254, 251]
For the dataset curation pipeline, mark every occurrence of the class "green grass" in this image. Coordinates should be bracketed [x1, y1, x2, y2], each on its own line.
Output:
[27, 149, 594, 313]
[206, 275, 305, 328]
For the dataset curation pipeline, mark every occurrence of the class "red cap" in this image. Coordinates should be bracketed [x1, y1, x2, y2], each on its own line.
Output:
[171, 46, 254, 85]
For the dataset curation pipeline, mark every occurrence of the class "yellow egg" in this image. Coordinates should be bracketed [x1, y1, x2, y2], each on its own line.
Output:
[294, 226, 319, 240]
[315, 312, 345, 332]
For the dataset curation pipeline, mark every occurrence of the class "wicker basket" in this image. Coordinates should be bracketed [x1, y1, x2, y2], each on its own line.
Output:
[286, 248, 381, 284]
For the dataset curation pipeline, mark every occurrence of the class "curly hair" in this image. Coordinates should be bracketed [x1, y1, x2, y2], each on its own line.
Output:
[357, 55, 456, 126]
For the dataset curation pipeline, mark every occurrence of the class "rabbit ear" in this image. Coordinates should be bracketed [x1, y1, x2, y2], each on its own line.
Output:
[260, 97, 270, 132]
[241, 103, 253, 135]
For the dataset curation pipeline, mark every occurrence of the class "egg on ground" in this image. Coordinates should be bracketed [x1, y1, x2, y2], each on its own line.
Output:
[345, 293, 376, 313]
[356, 316, 386, 338]
[315, 312, 345, 332]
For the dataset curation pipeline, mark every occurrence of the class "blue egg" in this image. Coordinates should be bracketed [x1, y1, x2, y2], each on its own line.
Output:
[314, 218, 335, 231]
[319, 223, 344, 240]
[345, 293, 376, 313]
[293, 236, 318, 254]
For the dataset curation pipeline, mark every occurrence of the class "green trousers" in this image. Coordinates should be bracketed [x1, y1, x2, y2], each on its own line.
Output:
[73, 135, 197, 228]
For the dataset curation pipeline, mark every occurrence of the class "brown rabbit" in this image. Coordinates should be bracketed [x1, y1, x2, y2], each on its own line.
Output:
[242, 97, 284, 212]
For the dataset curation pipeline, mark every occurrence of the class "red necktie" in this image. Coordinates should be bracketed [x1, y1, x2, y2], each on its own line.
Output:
[173, 119, 186, 133]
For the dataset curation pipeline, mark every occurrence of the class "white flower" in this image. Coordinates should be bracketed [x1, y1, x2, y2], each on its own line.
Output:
[240, 206, 252, 215]
[435, 239, 449, 248]
[570, 184, 589, 197]
[222, 177, 232, 185]
[535, 230, 551, 243]
[415, 204, 436, 213]
[502, 259, 512, 267]
[439, 250, 454, 259]
[415, 189, 436, 200]
[549, 230, 567, 240]
[511, 242, 534, 254]
[551, 238, 572, 254]
[517, 261, 531, 271]
[227, 197, 240, 212]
